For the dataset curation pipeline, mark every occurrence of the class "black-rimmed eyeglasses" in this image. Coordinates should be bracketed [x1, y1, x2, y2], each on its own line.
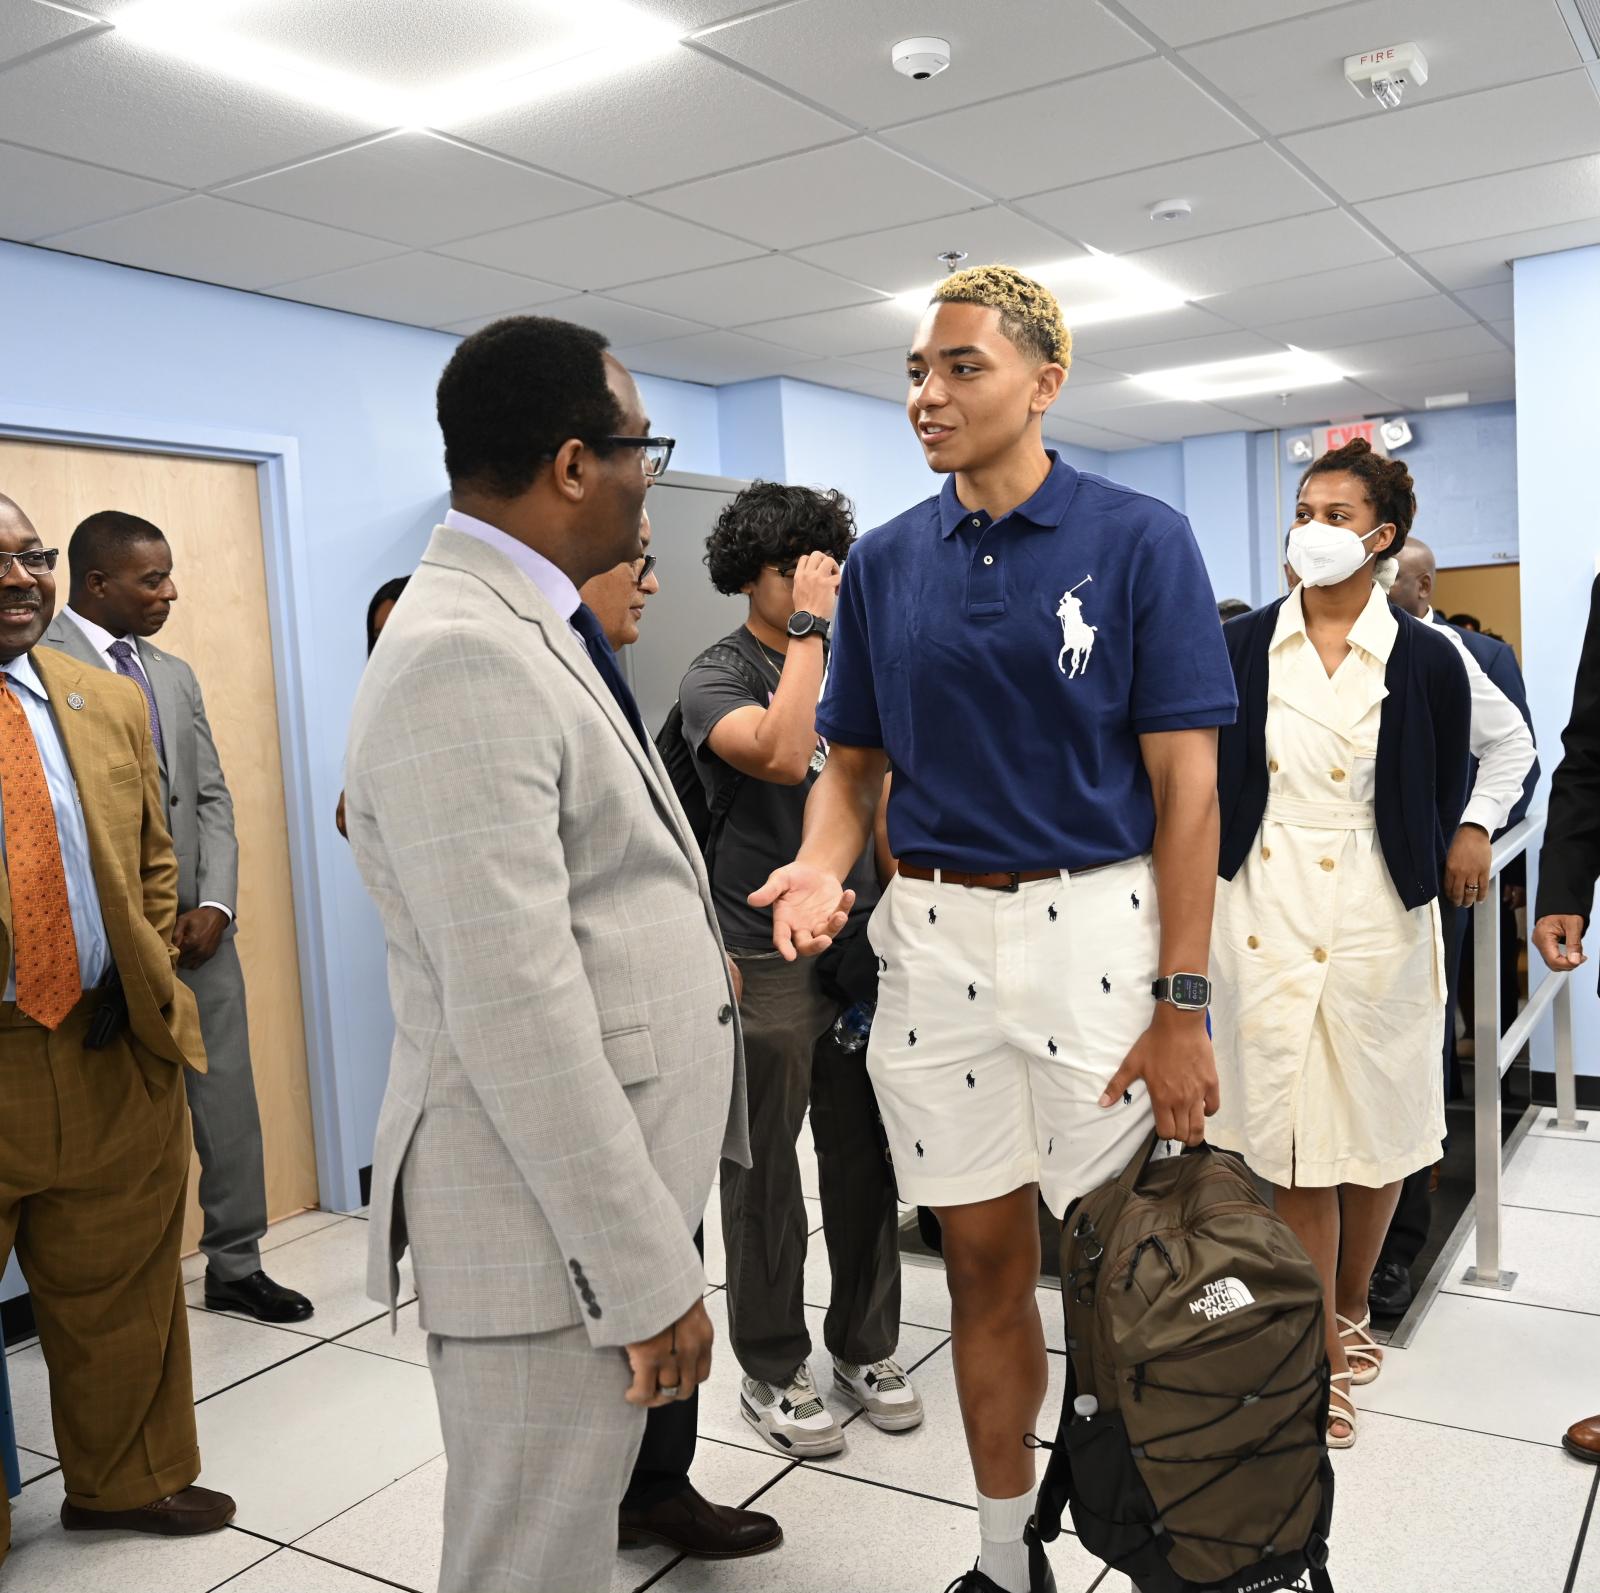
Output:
[633, 554, 658, 586]
[605, 436, 675, 478]
[0, 548, 58, 579]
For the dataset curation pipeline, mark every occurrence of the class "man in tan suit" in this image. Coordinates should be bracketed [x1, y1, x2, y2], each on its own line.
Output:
[0, 492, 233, 1568]
[344, 316, 749, 1593]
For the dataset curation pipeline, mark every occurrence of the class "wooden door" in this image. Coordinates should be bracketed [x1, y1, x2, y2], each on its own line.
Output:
[0, 439, 319, 1245]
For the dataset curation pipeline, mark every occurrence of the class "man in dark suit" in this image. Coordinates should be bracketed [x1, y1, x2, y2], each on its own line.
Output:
[1374, 538, 1538, 1314]
[42, 511, 312, 1325]
[1533, 575, 1600, 1459]
[0, 492, 234, 1566]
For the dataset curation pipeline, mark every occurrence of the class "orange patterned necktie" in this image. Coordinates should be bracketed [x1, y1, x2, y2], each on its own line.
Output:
[0, 671, 81, 1029]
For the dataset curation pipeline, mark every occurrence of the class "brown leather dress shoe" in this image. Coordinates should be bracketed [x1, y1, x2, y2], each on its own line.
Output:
[1565, 1417, 1600, 1462]
[619, 1484, 782, 1559]
[61, 1485, 237, 1536]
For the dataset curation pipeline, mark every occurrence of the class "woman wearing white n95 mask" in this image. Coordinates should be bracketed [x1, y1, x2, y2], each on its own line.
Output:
[1208, 439, 1471, 1450]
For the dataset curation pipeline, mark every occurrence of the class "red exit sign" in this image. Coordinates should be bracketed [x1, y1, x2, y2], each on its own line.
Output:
[1321, 421, 1377, 451]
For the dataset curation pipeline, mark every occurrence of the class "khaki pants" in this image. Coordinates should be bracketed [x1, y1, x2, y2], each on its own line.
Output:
[0, 996, 198, 1564]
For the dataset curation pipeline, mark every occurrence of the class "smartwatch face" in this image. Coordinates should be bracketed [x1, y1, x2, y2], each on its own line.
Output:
[1170, 974, 1210, 1008]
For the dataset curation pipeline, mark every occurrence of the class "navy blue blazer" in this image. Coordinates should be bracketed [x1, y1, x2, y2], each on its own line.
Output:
[1438, 612, 1539, 833]
[1218, 597, 1473, 910]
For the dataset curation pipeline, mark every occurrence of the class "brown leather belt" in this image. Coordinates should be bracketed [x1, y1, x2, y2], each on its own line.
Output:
[898, 864, 1061, 892]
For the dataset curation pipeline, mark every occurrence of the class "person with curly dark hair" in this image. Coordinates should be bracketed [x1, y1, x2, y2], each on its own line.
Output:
[678, 481, 919, 1463]
[1209, 437, 1472, 1449]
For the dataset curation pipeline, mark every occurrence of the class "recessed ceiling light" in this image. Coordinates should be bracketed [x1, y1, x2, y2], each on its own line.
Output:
[1133, 348, 1346, 402]
[1424, 391, 1470, 409]
[896, 252, 1188, 329]
[113, 0, 683, 129]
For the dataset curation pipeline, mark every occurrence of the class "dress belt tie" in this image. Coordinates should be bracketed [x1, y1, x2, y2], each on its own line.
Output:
[1264, 793, 1376, 831]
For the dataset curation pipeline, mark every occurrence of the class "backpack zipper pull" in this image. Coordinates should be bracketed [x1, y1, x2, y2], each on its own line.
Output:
[1151, 1235, 1180, 1281]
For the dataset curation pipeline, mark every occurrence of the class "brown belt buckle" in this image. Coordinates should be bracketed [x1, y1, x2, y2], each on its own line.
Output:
[1002, 872, 1022, 893]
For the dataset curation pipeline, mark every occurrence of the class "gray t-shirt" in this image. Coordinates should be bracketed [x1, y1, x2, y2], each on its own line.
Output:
[678, 627, 879, 950]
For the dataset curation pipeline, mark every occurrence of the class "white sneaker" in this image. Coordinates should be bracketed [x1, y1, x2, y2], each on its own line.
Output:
[739, 1363, 845, 1457]
[832, 1356, 924, 1432]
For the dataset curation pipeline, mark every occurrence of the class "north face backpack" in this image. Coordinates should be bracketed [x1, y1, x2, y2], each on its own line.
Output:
[655, 636, 771, 870]
[1034, 1134, 1336, 1593]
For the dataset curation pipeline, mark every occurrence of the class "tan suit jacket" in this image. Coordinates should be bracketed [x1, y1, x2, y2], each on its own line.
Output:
[7, 646, 205, 1069]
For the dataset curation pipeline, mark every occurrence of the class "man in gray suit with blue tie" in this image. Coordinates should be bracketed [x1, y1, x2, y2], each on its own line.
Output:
[42, 512, 313, 1324]
[344, 316, 753, 1593]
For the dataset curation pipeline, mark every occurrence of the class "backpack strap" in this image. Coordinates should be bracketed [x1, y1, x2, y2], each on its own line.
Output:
[1115, 1129, 1162, 1193]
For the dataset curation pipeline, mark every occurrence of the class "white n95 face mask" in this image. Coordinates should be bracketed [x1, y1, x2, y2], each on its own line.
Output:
[1287, 519, 1388, 588]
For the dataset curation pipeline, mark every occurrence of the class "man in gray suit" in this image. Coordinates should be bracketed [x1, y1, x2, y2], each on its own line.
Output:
[344, 315, 753, 1593]
[42, 511, 313, 1325]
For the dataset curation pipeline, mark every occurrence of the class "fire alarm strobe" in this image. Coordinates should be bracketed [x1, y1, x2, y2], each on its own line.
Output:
[1345, 42, 1428, 110]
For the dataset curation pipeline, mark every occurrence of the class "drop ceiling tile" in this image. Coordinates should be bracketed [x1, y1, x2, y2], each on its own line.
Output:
[1407, 218, 1600, 289]
[1358, 154, 1600, 254]
[218, 132, 603, 249]
[614, 329, 810, 384]
[1045, 415, 1148, 451]
[1096, 330, 1290, 377]
[1019, 144, 1331, 255]
[1181, 0, 1582, 137]
[0, 143, 184, 241]
[695, 0, 1150, 129]
[1051, 378, 1176, 417]
[839, 364, 921, 405]
[1324, 323, 1506, 380]
[1283, 72, 1600, 204]
[1057, 357, 1124, 387]
[609, 253, 882, 324]
[439, 201, 760, 289]
[733, 298, 925, 358]
[1365, 350, 1516, 407]
[881, 57, 1252, 199]
[1067, 304, 1239, 356]
[1219, 381, 1404, 427]
[1086, 400, 1258, 443]
[452, 47, 850, 194]
[1258, 293, 1474, 350]
[276, 251, 566, 326]
[1115, 0, 1353, 47]
[794, 207, 1083, 296]
[646, 138, 987, 251]
[1129, 209, 1390, 300]
[778, 358, 911, 401]
[3, 1, 107, 69]
[441, 294, 708, 343]
[41, 194, 403, 290]
[1195, 257, 1435, 329]
[1454, 283, 1514, 322]
[0, 31, 383, 187]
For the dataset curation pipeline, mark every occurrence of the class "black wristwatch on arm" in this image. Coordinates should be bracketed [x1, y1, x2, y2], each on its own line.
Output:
[1152, 973, 1211, 1011]
[787, 611, 830, 642]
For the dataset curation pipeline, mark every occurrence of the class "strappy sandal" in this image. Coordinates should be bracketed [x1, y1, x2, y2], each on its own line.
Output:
[1337, 1312, 1383, 1386]
[1327, 1370, 1356, 1450]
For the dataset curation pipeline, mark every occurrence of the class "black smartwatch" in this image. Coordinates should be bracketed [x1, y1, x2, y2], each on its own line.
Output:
[787, 611, 830, 642]
[1152, 973, 1211, 1011]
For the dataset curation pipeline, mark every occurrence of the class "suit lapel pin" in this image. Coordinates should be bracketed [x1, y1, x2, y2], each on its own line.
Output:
[66, 692, 85, 710]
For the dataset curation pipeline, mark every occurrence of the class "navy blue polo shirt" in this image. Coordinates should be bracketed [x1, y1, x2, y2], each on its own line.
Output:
[816, 452, 1237, 872]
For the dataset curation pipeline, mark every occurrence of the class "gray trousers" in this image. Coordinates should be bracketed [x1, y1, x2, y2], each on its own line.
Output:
[720, 952, 902, 1384]
[178, 937, 268, 1281]
[428, 1324, 646, 1593]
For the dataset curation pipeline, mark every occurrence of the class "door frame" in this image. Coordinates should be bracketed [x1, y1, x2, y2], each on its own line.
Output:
[0, 400, 351, 1208]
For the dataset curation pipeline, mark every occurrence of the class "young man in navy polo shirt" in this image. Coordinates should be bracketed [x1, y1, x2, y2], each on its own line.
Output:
[751, 266, 1237, 1593]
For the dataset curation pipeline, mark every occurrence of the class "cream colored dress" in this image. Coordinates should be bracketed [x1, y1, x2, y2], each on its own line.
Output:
[1208, 585, 1446, 1189]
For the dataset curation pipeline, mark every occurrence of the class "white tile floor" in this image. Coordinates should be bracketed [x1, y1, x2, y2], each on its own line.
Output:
[8, 1118, 1600, 1593]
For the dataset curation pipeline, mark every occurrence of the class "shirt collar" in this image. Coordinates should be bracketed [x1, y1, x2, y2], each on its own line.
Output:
[1, 650, 48, 703]
[443, 507, 581, 622]
[1271, 581, 1398, 663]
[937, 450, 1079, 539]
[64, 604, 130, 658]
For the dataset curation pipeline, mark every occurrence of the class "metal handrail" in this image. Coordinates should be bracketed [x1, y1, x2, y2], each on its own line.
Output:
[1462, 811, 1582, 1291]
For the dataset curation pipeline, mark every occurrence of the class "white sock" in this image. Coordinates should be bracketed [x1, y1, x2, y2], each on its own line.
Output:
[977, 1487, 1036, 1593]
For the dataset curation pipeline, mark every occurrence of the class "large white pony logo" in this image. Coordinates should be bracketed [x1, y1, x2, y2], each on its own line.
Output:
[1056, 576, 1097, 678]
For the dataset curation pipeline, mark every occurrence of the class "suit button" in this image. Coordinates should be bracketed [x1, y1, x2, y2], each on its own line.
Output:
[1330, 768, 1346, 782]
[718, 1004, 734, 1025]
[1247, 935, 1260, 950]
[588, 1304, 602, 1319]
[170, 795, 180, 807]
[569, 1259, 582, 1274]
[1313, 947, 1328, 964]
[1320, 857, 1336, 872]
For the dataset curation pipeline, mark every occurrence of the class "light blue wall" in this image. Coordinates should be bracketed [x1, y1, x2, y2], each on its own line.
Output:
[1515, 246, 1600, 1075]
[1272, 401, 1519, 571]
[1182, 433, 1257, 606]
[715, 377, 787, 483]
[0, 240, 724, 1209]
[1104, 443, 1186, 514]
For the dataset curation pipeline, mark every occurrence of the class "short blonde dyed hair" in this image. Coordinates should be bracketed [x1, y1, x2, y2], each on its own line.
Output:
[931, 264, 1072, 370]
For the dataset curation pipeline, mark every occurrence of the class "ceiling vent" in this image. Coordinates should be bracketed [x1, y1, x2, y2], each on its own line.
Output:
[1568, 0, 1600, 53]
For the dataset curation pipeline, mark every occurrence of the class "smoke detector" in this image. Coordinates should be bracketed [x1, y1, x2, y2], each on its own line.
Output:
[892, 37, 951, 80]
[1344, 42, 1428, 110]
[1150, 198, 1192, 224]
